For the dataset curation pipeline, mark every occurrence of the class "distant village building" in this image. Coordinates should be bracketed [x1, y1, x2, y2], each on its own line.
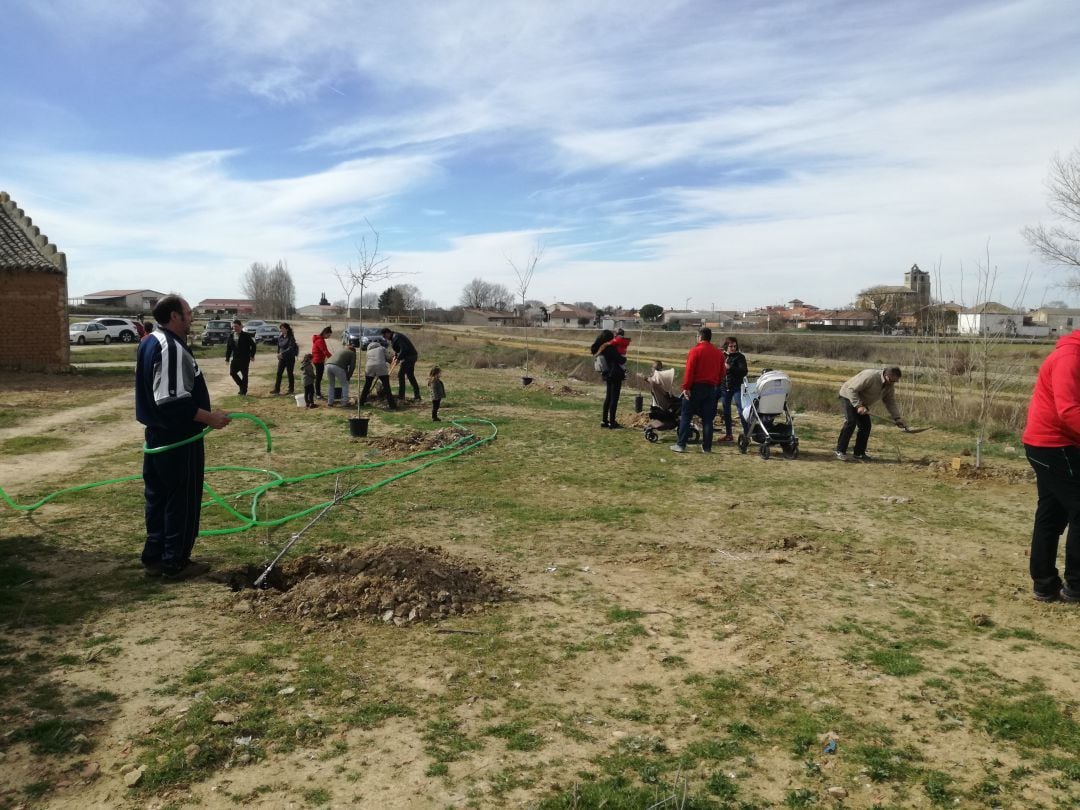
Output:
[461, 308, 523, 327]
[546, 303, 593, 328]
[1029, 306, 1080, 336]
[195, 298, 255, 316]
[77, 288, 164, 311]
[0, 191, 70, 371]
[958, 302, 1050, 337]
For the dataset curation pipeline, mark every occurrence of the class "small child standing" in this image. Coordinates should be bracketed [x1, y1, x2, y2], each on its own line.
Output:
[300, 353, 317, 408]
[428, 367, 446, 421]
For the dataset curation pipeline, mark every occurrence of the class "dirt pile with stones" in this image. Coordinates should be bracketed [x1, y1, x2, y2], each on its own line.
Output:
[367, 426, 472, 453]
[233, 544, 512, 625]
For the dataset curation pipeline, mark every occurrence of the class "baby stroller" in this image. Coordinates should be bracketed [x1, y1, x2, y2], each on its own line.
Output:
[642, 367, 699, 444]
[737, 369, 799, 459]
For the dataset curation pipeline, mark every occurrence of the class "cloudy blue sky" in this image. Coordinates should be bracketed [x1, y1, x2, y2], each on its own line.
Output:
[3, 0, 1079, 311]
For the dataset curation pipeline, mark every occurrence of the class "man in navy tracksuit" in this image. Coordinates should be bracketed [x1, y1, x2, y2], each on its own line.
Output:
[136, 295, 231, 581]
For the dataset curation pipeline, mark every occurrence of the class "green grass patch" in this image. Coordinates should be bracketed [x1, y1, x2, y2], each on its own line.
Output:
[0, 435, 71, 455]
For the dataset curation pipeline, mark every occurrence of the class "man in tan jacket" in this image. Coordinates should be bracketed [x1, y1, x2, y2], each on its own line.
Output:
[835, 367, 906, 461]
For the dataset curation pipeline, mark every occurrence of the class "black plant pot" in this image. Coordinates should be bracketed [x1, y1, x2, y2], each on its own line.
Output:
[348, 417, 369, 438]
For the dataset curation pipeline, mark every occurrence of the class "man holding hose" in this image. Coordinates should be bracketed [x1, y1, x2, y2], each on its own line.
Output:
[835, 366, 906, 462]
[136, 295, 231, 582]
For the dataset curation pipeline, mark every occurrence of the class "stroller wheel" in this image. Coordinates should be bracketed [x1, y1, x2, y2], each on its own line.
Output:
[644, 428, 659, 443]
[783, 444, 798, 459]
[759, 443, 770, 459]
[737, 434, 748, 454]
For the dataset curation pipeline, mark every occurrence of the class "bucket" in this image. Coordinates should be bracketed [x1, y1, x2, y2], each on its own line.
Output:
[521, 376, 533, 386]
[634, 394, 644, 413]
[295, 394, 306, 408]
[334, 387, 343, 402]
[348, 417, 369, 438]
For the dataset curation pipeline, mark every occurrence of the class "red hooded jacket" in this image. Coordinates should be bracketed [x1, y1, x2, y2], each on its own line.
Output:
[311, 334, 333, 365]
[1023, 331, 1080, 447]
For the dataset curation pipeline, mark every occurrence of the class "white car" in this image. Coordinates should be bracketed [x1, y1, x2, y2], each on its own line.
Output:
[243, 320, 268, 335]
[93, 317, 142, 343]
[70, 322, 112, 344]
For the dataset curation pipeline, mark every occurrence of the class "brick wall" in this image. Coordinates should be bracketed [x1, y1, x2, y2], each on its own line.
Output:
[0, 269, 70, 371]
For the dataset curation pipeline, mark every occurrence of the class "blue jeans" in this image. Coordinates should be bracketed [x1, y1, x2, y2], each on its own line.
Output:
[677, 383, 718, 450]
[325, 364, 349, 406]
[720, 387, 745, 436]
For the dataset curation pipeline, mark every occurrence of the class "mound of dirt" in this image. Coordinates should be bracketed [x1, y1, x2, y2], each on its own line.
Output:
[231, 544, 512, 625]
[926, 460, 1034, 484]
[367, 426, 471, 453]
[543, 382, 584, 397]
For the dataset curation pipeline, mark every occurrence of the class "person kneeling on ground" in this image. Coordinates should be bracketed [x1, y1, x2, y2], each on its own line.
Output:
[835, 366, 906, 462]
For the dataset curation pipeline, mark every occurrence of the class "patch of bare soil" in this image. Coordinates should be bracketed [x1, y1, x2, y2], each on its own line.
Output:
[542, 381, 585, 397]
[227, 544, 514, 624]
[926, 459, 1034, 483]
[366, 426, 471, 453]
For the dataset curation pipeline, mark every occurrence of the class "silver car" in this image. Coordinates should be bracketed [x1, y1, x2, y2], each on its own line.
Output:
[70, 322, 111, 344]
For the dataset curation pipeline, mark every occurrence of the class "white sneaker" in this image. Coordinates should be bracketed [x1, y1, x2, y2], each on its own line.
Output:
[834, 451, 847, 461]
[670, 444, 686, 453]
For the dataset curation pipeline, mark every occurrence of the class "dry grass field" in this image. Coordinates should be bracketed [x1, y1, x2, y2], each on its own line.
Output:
[2, 327, 1079, 809]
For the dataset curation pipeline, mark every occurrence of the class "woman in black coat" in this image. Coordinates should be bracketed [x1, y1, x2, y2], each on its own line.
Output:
[590, 329, 626, 428]
[272, 322, 299, 395]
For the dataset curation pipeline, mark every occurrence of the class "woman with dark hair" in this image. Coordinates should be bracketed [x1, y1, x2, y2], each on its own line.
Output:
[719, 336, 749, 440]
[271, 322, 299, 395]
[311, 325, 333, 400]
[590, 329, 626, 428]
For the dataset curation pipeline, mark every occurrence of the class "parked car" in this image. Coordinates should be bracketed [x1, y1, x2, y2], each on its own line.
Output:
[70, 322, 111, 344]
[243, 319, 268, 335]
[360, 327, 386, 348]
[93, 317, 142, 343]
[341, 325, 384, 347]
[341, 325, 363, 346]
[253, 324, 281, 345]
[201, 320, 233, 346]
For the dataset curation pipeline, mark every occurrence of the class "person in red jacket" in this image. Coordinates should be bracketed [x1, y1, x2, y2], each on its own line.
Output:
[672, 327, 725, 453]
[311, 326, 333, 400]
[1023, 331, 1080, 602]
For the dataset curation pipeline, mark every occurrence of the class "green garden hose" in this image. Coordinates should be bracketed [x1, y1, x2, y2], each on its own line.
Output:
[0, 413, 496, 538]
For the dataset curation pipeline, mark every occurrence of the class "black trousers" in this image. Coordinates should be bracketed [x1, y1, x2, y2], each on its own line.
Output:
[359, 375, 397, 409]
[142, 437, 205, 575]
[432, 399, 442, 420]
[397, 357, 420, 400]
[836, 396, 872, 455]
[314, 362, 325, 397]
[229, 361, 250, 395]
[1025, 444, 1080, 594]
[603, 375, 623, 424]
[274, 357, 295, 393]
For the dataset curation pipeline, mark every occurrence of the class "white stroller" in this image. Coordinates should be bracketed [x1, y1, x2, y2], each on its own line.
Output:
[737, 369, 799, 459]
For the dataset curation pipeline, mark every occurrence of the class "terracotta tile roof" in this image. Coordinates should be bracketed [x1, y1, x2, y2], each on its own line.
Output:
[0, 192, 66, 274]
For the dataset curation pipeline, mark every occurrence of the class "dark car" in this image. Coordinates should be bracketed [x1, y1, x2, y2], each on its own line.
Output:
[341, 325, 363, 346]
[360, 327, 386, 348]
[253, 324, 281, 345]
[200, 320, 233, 346]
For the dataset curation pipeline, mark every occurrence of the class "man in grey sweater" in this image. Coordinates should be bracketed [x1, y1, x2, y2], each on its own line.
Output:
[324, 345, 356, 407]
[835, 367, 906, 461]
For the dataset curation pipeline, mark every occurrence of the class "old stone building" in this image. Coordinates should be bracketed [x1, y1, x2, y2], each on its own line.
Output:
[0, 192, 70, 371]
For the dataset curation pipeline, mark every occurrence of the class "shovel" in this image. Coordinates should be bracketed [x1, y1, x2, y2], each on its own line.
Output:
[869, 412, 933, 434]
